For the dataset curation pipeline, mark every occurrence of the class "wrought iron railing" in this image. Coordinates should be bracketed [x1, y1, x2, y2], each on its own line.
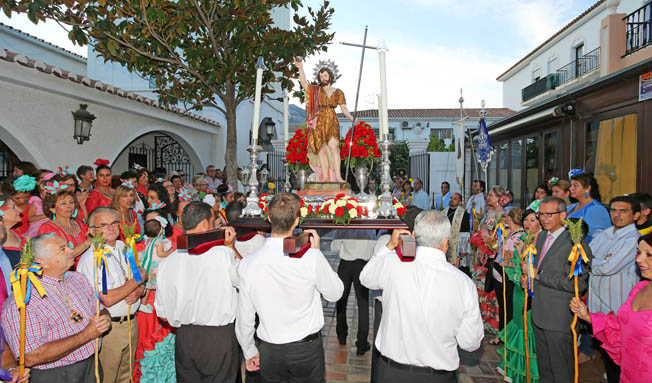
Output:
[625, 2, 652, 55]
[522, 73, 558, 102]
[556, 47, 600, 86]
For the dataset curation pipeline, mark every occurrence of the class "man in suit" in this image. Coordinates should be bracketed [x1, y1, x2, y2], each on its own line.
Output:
[521, 196, 592, 383]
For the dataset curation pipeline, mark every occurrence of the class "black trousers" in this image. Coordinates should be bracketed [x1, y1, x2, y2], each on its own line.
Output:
[493, 278, 514, 331]
[30, 357, 100, 383]
[598, 343, 621, 383]
[532, 321, 573, 383]
[336, 259, 369, 347]
[176, 323, 238, 383]
[258, 335, 325, 383]
[374, 354, 457, 383]
[371, 298, 383, 383]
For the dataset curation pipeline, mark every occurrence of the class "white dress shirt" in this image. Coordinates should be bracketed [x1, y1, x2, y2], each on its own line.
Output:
[465, 192, 486, 217]
[360, 245, 483, 371]
[235, 234, 266, 258]
[77, 241, 140, 317]
[331, 229, 377, 261]
[155, 245, 239, 328]
[236, 237, 343, 359]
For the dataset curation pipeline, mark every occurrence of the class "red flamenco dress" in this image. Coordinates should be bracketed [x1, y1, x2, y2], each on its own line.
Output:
[133, 239, 175, 383]
[37, 217, 88, 269]
[85, 188, 113, 214]
[15, 203, 30, 235]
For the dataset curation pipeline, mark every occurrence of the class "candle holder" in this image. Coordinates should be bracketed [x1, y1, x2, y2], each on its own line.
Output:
[377, 139, 397, 218]
[242, 143, 264, 217]
[283, 160, 292, 193]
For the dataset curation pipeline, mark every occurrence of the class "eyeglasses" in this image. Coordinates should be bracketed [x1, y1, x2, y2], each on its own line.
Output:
[536, 211, 563, 219]
[91, 220, 120, 229]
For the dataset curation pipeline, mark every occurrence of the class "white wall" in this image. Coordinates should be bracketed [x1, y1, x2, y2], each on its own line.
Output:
[429, 152, 460, 202]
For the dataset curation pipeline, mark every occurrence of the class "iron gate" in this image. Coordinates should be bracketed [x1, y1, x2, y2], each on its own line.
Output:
[266, 151, 286, 191]
[127, 134, 194, 180]
[408, 150, 430, 195]
[0, 140, 19, 180]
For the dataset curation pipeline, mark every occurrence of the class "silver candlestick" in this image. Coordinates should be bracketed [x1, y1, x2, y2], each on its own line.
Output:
[377, 139, 397, 218]
[283, 160, 292, 192]
[242, 143, 263, 216]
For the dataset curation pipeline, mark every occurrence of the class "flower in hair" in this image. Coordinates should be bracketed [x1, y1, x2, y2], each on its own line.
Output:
[498, 194, 511, 207]
[13, 175, 37, 192]
[155, 177, 165, 183]
[0, 201, 7, 216]
[94, 158, 110, 166]
[528, 199, 541, 213]
[120, 179, 136, 189]
[148, 201, 166, 211]
[132, 163, 144, 171]
[178, 188, 193, 201]
[547, 177, 559, 189]
[568, 168, 584, 178]
[45, 181, 68, 195]
[57, 166, 72, 176]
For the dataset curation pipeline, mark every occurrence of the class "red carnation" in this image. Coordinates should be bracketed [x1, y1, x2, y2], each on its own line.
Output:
[397, 207, 406, 216]
[336, 193, 345, 199]
[356, 206, 363, 216]
[315, 206, 320, 215]
[346, 203, 353, 210]
[259, 203, 264, 209]
[94, 158, 110, 166]
[335, 206, 345, 217]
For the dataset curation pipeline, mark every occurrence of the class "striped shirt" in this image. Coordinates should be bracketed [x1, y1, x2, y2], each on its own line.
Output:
[588, 224, 640, 314]
[1, 272, 100, 369]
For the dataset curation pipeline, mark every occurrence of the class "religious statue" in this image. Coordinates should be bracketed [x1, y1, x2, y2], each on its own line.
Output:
[294, 58, 357, 183]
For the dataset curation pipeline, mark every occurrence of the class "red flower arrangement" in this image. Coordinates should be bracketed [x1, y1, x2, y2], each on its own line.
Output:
[341, 121, 381, 169]
[94, 158, 110, 166]
[286, 128, 310, 172]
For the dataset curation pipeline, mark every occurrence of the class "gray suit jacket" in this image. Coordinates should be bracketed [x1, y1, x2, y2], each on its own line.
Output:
[531, 229, 593, 332]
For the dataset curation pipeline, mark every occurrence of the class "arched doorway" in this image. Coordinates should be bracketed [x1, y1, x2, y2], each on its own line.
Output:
[113, 132, 196, 182]
[0, 139, 20, 180]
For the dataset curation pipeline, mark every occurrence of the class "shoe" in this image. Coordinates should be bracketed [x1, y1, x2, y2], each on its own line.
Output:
[139, 304, 153, 313]
[337, 337, 347, 346]
[356, 343, 371, 356]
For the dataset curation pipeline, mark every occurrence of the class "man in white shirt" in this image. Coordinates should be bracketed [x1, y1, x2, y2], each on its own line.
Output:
[155, 201, 240, 382]
[465, 179, 486, 222]
[236, 193, 343, 382]
[360, 210, 483, 382]
[77, 207, 146, 383]
[331, 229, 377, 355]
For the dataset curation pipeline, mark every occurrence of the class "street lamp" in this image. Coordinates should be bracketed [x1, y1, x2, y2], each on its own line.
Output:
[72, 104, 96, 144]
[264, 118, 276, 137]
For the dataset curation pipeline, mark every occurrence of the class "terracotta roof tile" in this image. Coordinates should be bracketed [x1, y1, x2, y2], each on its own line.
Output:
[337, 108, 515, 119]
[0, 48, 220, 127]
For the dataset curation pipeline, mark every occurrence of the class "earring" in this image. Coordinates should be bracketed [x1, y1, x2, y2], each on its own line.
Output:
[585, 192, 589, 199]
[72, 209, 78, 219]
[52, 212, 56, 221]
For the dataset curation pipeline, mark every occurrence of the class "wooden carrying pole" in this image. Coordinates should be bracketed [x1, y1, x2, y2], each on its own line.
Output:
[18, 268, 26, 376]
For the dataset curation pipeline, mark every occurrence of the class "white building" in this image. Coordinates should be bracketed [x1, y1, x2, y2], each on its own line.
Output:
[0, 7, 289, 177]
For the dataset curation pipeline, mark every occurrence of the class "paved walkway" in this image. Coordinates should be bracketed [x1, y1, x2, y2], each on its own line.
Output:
[320, 241, 607, 382]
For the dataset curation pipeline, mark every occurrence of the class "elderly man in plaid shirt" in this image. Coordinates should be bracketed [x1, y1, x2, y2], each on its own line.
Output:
[1, 233, 111, 382]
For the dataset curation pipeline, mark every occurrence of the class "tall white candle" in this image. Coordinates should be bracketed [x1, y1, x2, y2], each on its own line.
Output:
[251, 57, 265, 145]
[377, 94, 385, 140]
[283, 92, 289, 148]
[377, 41, 389, 140]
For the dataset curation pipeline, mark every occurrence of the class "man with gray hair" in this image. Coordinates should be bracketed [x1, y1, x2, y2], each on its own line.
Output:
[77, 207, 146, 383]
[1, 233, 110, 382]
[360, 210, 483, 382]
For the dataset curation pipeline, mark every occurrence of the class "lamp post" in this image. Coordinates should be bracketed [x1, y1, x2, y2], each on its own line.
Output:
[242, 57, 265, 217]
[72, 104, 95, 144]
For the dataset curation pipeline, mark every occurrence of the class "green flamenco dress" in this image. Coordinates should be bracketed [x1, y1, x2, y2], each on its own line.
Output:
[497, 261, 539, 382]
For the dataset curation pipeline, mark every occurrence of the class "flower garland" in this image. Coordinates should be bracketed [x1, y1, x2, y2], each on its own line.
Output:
[319, 194, 368, 225]
[258, 194, 315, 224]
[392, 197, 407, 217]
[285, 128, 311, 172]
[341, 121, 381, 169]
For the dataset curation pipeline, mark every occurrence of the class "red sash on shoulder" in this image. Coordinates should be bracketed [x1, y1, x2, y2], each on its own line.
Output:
[188, 232, 261, 255]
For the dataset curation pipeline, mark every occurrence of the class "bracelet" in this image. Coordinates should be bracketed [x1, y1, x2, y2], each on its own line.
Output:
[7, 366, 18, 372]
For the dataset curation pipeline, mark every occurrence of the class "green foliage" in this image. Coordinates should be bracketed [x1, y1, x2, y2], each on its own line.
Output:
[427, 136, 454, 152]
[563, 217, 584, 244]
[389, 141, 409, 175]
[0, 0, 334, 187]
[92, 231, 106, 252]
[20, 237, 33, 265]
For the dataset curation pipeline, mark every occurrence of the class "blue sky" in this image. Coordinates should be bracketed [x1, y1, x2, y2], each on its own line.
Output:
[1, 0, 599, 109]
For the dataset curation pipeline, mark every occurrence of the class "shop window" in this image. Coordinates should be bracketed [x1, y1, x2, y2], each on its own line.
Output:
[488, 154, 497, 188]
[544, 131, 561, 181]
[525, 136, 540, 205]
[511, 139, 523, 207]
[498, 142, 509, 187]
[585, 114, 637, 203]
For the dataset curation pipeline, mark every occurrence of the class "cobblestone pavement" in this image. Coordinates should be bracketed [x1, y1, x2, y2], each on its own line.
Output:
[320, 238, 607, 382]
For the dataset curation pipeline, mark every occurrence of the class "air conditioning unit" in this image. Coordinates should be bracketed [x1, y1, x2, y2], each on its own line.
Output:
[401, 121, 412, 129]
[416, 122, 422, 127]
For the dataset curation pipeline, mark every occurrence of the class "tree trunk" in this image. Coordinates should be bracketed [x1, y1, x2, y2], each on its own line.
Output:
[224, 82, 239, 191]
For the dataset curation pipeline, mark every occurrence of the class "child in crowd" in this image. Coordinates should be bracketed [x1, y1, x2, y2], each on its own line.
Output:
[139, 213, 173, 313]
[25, 180, 51, 238]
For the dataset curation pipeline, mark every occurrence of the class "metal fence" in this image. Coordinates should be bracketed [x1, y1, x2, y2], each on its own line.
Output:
[0, 140, 18, 180]
[556, 47, 600, 86]
[266, 151, 286, 191]
[626, 2, 652, 55]
[408, 150, 430, 194]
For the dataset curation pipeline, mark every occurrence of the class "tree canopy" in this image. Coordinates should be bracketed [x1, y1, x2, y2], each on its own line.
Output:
[0, 0, 334, 185]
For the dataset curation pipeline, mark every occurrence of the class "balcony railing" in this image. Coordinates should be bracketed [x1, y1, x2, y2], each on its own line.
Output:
[556, 47, 600, 86]
[625, 2, 652, 55]
[522, 73, 558, 102]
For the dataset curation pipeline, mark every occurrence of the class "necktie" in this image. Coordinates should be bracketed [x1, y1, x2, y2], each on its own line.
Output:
[536, 233, 554, 269]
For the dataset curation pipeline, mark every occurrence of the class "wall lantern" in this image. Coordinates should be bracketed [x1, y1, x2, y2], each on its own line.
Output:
[72, 104, 96, 144]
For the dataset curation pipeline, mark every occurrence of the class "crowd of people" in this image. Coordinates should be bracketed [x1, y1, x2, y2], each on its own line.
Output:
[0, 159, 649, 383]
